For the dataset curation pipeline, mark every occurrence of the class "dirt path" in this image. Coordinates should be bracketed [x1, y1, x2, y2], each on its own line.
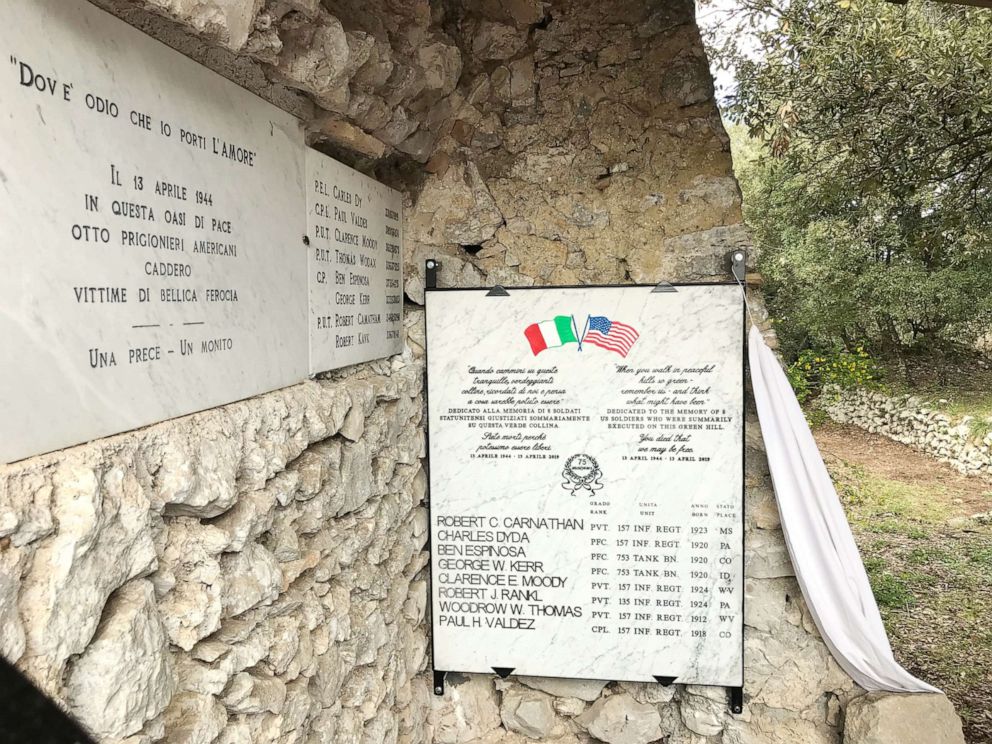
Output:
[812, 422, 992, 743]
[814, 422, 992, 517]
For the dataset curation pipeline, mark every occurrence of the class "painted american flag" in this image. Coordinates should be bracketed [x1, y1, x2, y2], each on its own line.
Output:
[582, 315, 639, 357]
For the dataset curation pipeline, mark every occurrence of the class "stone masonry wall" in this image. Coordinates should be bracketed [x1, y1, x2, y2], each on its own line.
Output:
[821, 387, 992, 480]
[1, 1, 960, 743]
[1, 339, 432, 743]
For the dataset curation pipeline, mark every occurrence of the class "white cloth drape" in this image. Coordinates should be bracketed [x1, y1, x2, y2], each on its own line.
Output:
[748, 325, 940, 693]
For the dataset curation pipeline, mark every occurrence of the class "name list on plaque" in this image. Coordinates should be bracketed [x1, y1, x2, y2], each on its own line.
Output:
[0, 0, 308, 463]
[307, 151, 403, 373]
[426, 285, 745, 685]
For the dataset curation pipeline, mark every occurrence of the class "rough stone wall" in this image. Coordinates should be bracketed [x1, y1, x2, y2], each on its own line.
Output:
[821, 387, 992, 480]
[1, 0, 941, 743]
[1, 340, 432, 743]
[406, 2, 859, 739]
[403, 0, 749, 299]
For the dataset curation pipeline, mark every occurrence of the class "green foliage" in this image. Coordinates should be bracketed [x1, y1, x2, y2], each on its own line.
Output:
[867, 568, 916, 611]
[786, 346, 879, 402]
[706, 1, 992, 360]
[803, 406, 829, 429]
[968, 417, 992, 442]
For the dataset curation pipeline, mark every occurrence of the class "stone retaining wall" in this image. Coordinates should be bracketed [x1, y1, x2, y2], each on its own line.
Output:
[820, 387, 992, 480]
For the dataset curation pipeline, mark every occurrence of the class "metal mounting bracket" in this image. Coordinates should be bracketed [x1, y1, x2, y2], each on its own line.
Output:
[730, 250, 747, 283]
[433, 670, 446, 696]
[728, 686, 744, 714]
[426, 259, 440, 290]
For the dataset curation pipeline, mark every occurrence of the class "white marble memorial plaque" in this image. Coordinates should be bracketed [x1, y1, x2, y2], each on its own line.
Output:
[426, 285, 744, 685]
[0, 0, 307, 463]
[307, 151, 404, 373]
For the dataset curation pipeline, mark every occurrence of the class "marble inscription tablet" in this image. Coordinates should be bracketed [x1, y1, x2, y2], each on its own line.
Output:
[426, 285, 745, 685]
[307, 151, 403, 373]
[0, 0, 307, 462]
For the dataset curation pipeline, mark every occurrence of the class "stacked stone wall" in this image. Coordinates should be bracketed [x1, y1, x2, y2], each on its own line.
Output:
[821, 387, 992, 480]
[0, 0, 965, 743]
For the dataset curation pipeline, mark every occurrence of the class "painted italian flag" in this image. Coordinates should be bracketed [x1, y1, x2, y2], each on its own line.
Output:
[524, 316, 579, 355]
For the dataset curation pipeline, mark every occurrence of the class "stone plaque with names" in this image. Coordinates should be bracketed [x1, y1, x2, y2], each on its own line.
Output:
[307, 151, 404, 373]
[0, 0, 307, 463]
[425, 284, 745, 686]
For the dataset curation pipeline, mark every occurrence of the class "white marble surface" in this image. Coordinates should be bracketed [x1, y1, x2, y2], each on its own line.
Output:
[426, 285, 744, 686]
[306, 150, 403, 373]
[0, 0, 307, 462]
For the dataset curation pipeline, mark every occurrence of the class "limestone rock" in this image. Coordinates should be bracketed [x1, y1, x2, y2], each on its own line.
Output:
[634, 224, 750, 283]
[273, 12, 353, 112]
[508, 56, 536, 107]
[220, 671, 287, 714]
[553, 697, 586, 717]
[19, 462, 158, 688]
[577, 693, 663, 744]
[723, 704, 838, 744]
[843, 693, 965, 744]
[209, 482, 280, 553]
[149, 413, 245, 519]
[744, 625, 851, 710]
[220, 543, 282, 618]
[680, 687, 725, 737]
[0, 545, 26, 660]
[472, 21, 528, 61]
[66, 580, 174, 740]
[375, 107, 421, 148]
[162, 692, 228, 744]
[518, 676, 607, 702]
[141, 0, 262, 51]
[500, 688, 558, 738]
[744, 577, 803, 634]
[353, 37, 396, 90]
[0, 469, 54, 546]
[430, 674, 501, 744]
[416, 38, 463, 100]
[617, 681, 676, 705]
[745, 529, 795, 579]
[157, 521, 228, 650]
[407, 161, 503, 246]
[748, 485, 781, 530]
[661, 57, 714, 107]
[398, 129, 438, 162]
[472, 0, 546, 26]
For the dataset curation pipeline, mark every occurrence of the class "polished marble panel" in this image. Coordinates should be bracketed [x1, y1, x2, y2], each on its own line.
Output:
[0, 0, 308, 462]
[426, 285, 744, 686]
[307, 150, 403, 373]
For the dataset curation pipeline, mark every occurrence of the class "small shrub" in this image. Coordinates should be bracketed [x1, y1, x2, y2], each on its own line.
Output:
[968, 417, 992, 442]
[786, 363, 814, 403]
[804, 407, 829, 428]
[787, 346, 880, 402]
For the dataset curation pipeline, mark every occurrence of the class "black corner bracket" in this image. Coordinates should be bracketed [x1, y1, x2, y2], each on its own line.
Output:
[728, 686, 744, 714]
[492, 667, 515, 679]
[433, 670, 447, 696]
[653, 675, 677, 686]
[486, 285, 510, 296]
[729, 249, 747, 283]
[426, 259, 440, 290]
